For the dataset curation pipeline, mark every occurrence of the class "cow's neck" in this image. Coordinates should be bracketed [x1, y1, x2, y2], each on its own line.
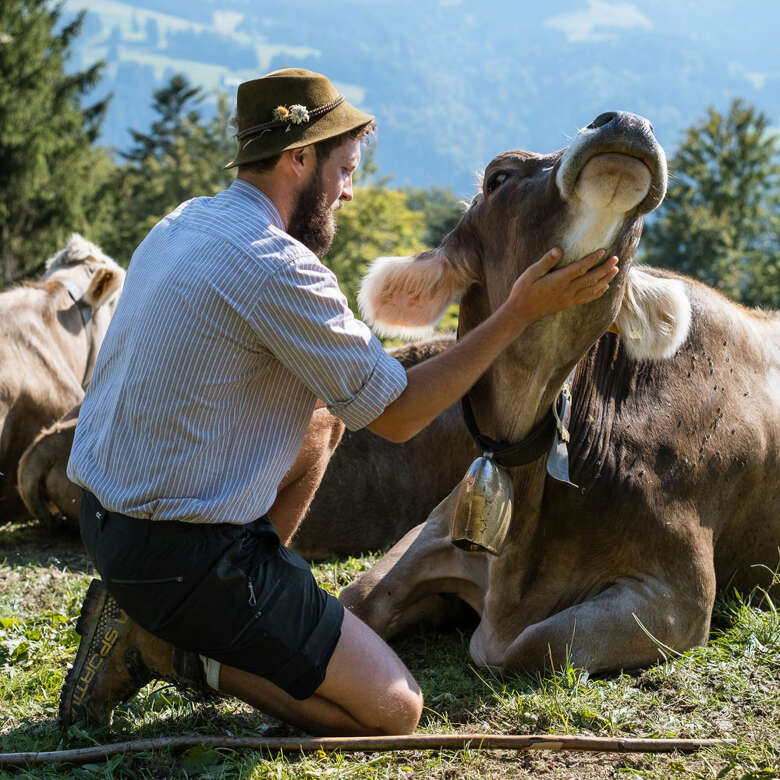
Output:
[567, 332, 644, 490]
[461, 288, 565, 445]
[50, 282, 99, 389]
[468, 339, 575, 447]
[481, 457, 553, 634]
[557, 205, 624, 262]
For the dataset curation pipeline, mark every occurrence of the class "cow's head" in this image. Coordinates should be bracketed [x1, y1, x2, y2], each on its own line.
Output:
[44, 234, 125, 316]
[43, 234, 125, 385]
[360, 112, 690, 441]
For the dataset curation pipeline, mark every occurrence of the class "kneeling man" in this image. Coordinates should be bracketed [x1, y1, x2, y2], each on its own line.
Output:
[61, 68, 618, 735]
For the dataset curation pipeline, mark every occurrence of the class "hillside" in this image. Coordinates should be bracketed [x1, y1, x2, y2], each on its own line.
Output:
[63, 0, 780, 194]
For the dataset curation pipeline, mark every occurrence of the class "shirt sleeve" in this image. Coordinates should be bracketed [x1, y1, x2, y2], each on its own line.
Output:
[251, 253, 408, 431]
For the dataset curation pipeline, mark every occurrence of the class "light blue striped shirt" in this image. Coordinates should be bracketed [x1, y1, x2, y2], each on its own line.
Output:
[67, 179, 407, 524]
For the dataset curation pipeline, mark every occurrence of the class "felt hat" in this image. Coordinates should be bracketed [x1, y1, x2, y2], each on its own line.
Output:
[224, 68, 374, 169]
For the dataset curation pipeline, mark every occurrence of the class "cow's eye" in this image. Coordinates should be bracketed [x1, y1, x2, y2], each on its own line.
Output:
[485, 171, 511, 194]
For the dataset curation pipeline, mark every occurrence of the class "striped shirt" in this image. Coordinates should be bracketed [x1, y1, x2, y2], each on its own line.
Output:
[67, 178, 407, 524]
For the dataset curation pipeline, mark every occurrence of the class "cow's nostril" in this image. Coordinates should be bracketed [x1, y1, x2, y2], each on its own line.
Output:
[588, 112, 617, 130]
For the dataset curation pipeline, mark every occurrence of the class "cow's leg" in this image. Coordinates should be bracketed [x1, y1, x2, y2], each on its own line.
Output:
[340, 488, 490, 639]
[1, 385, 82, 524]
[267, 406, 345, 545]
[474, 567, 717, 675]
[17, 415, 80, 526]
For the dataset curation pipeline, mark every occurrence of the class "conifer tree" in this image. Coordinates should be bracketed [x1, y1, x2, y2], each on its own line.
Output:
[642, 100, 779, 308]
[0, 0, 110, 284]
[326, 186, 427, 317]
[102, 75, 234, 260]
[123, 74, 203, 163]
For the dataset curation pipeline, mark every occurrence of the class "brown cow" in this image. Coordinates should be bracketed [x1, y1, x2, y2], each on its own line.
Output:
[19, 338, 478, 550]
[340, 111, 780, 675]
[1, 235, 124, 522]
[291, 336, 478, 558]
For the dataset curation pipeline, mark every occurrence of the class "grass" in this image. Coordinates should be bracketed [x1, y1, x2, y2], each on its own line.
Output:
[1, 521, 778, 779]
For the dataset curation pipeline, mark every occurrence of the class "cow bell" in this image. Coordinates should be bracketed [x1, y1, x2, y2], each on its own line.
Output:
[450, 453, 513, 555]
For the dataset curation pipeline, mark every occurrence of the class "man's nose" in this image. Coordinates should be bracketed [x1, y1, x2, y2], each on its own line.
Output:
[341, 176, 353, 202]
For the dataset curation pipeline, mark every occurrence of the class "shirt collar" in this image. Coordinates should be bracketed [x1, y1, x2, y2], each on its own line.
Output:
[228, 178, 285, 231]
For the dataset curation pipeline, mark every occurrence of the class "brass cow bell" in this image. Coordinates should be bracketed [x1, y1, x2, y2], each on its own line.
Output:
[450, 453, 513, 555]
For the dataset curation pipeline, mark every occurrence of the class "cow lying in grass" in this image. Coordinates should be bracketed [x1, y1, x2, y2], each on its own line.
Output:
[340, 111, 780, 675]
[291, 336, 478, 558]
[1, 235, 124, 523]
[19, 338, 478, 551]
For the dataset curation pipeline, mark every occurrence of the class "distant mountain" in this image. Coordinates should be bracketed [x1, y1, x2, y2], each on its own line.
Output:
[64, 0, 780, 195]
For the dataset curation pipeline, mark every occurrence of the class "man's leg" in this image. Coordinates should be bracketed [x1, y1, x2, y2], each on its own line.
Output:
[227, 408, 419, 734]
[268, 406, 345, 544]
[61, 579, 421, 735]
[67, 490, 419, 735]
[218, 608, 422, 736]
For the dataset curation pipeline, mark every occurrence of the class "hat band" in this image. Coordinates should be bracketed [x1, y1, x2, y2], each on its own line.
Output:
[237, 95, 346, 150]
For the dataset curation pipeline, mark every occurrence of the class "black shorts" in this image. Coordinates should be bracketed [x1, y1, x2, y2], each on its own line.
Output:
[79, 491, 344, 700]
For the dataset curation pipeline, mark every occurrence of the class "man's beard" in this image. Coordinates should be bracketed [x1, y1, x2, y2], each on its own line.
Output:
[287, 167, 336, 258]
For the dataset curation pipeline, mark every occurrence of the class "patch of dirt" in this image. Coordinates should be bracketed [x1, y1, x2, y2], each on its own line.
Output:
[0, 522, 92, 616]
[0, 522, 89, 572]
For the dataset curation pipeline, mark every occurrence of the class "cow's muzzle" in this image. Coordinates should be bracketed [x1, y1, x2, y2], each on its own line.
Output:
[556, 111, 667, 215]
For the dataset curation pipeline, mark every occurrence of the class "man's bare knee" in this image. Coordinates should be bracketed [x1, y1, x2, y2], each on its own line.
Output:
[362, 678, 423, 736]
[386, 681, 424, 735]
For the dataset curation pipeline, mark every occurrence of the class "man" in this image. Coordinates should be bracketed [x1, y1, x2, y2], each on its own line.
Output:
[61, 68, 618, 736]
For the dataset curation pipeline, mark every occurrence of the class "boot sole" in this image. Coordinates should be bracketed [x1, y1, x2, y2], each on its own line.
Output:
[58, 579, 111, 730]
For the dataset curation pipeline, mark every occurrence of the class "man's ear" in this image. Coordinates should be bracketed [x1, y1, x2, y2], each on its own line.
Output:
[612, 267, 692, 361]
[286, 145, 315, 178]
[83, 268, 123, 311]
[358, 248, 472, 339]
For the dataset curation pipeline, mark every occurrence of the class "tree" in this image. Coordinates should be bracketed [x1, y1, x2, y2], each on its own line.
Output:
[641, 100, 780, 308]
[403, 185, 464, 247]
[0, 0, 110, 284]
[325, 187, 427, 316]
[123, 73, 202, 163]
[100, 75, 235, 261]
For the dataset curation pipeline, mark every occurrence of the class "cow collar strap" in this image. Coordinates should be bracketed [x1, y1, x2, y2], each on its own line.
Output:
[61, 278, 93, 327]
[61, 278, 97, 388]
[460, 369, 578, 487]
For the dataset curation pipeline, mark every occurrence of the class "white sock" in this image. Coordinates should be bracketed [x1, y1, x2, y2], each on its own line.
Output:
[199, 655, 221, 691]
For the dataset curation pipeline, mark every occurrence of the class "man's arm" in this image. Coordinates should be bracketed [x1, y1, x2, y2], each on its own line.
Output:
[367, 247, 618, 443]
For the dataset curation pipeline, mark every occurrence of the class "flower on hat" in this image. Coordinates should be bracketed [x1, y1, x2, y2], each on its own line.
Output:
[271, 104, 311, 133]
[272, 104, 311, 128]
[288, 104, 310, 124]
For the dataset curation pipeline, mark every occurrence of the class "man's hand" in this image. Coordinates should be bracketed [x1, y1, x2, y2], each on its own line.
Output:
[505, 248, 619, 329]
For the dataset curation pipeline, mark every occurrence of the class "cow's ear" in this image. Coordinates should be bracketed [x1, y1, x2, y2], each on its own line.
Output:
[84, 268, 122, 311]
[358, 248, 471, 339]
[613, 268, 691, 361]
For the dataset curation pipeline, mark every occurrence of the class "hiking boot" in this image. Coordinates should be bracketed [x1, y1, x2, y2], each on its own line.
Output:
[59, 578, 208, 729]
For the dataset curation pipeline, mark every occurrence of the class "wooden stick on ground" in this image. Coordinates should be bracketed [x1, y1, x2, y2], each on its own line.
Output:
[0, 733, 736, 767]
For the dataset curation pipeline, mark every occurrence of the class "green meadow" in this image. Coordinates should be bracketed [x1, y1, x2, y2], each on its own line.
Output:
[1, 521, 777, 779]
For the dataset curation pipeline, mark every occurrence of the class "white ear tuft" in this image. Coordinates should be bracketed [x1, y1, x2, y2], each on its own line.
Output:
[45, 233, 119, 271]
[614, 268, 691, 361]
[358, 252, 466, 339]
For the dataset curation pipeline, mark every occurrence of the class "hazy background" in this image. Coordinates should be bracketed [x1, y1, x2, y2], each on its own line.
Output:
[62, 0, 780, 196]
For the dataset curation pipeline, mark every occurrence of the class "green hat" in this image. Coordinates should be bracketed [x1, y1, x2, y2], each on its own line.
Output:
[224, 68, 374, 169]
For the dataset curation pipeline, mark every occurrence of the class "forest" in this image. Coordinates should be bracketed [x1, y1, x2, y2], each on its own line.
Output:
[2, 0, 778, 313]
